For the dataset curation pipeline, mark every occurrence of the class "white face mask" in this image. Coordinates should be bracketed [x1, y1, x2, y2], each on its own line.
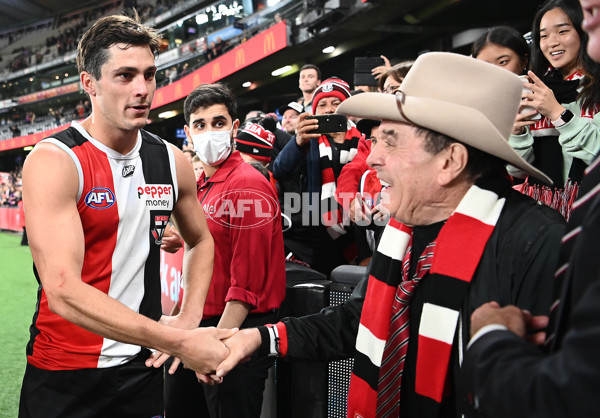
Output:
[192, 126, 233, 166]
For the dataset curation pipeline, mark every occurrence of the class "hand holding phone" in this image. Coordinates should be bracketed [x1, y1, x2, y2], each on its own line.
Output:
[294, 113, 322, 146]
[305, 114, 348, 134]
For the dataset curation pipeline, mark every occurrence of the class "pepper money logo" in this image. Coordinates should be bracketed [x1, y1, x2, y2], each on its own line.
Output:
[85, 187, 115, 209]
[137, 184, 174, 210]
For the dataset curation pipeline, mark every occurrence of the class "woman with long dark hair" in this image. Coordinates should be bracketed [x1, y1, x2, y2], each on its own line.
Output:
[508, 0, 600, 219]
[472, 25, 530, 76]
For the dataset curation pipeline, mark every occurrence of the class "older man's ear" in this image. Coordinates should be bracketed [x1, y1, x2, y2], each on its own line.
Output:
[437, 142, 469, 186]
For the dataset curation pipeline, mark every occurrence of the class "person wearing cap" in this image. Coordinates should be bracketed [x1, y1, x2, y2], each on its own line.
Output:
[154, 83, 286, 418]
[278, 101, 303, 136]
[272, 77, 363, 275]
[209, 52, 565, 418]
[235, 122, 278, 192]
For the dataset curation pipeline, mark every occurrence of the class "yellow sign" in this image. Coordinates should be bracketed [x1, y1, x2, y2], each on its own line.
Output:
[155, 91, 163, 106]
[263, 32, 276, 54]
[212, 62, 221, 81]
[235, 49, 246, 69]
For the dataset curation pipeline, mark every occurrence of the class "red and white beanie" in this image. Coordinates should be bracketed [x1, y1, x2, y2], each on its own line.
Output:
[312, 77, 351, 114]
[235, 122, 276, 162]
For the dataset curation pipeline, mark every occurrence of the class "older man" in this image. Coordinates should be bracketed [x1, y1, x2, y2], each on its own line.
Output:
[213, 52, 565, 418]
[455, 1, 600, 416]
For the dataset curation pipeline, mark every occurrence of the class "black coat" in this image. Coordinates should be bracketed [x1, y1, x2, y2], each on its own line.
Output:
[277, 190, 565, 417]
[459, 156, 600, 418]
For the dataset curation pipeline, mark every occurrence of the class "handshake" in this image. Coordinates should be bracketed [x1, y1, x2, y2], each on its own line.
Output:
[144, 326, 264, 384]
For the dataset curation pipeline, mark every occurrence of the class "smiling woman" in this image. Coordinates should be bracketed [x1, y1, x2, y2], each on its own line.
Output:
[507, 0, 600, 219]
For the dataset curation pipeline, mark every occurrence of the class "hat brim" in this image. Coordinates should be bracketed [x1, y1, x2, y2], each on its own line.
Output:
[278, 104, 298, 115]
[337, 93, 552, 185]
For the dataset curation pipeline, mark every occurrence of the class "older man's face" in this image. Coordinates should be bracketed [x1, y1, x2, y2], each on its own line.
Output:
[366, 121, 446, 226]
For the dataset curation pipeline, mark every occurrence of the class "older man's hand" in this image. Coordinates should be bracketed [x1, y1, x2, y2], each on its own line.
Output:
[194, 328, 262, 385]
[175, 327, 237, 375]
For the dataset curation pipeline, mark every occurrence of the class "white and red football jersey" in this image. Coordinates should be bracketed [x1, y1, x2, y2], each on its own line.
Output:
[27, 121, 178, 370]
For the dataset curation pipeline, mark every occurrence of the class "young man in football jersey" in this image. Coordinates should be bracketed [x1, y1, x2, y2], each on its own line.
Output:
[19, 13, 233, 418]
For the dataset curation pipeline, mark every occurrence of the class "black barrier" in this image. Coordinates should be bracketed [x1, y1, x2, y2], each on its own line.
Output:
[328, 265, 366, 418]
[276, 262, 330, 418]
[272, 263, 366, 418]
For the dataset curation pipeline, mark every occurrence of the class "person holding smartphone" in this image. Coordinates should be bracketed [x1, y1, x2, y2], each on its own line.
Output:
[272, 77, 363, 275]
[507, 0, 600, 220]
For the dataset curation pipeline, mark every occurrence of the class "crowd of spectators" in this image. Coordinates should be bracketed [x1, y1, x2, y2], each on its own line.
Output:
[0, 0, 181, 78]
[0, 0, 252, 139]
[0, 165, 22, 207]
[0, 2, 123, 76]
[6, 1, 600, 417]
[0, 99, 91, 141]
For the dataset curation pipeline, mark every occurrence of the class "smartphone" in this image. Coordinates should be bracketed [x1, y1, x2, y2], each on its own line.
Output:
[306, 114, 348, 134]
[518, 75, 542, 121]
[354, 56, 385, 86]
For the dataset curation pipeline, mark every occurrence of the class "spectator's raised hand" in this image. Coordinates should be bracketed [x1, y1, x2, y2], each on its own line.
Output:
[523, 71, 566, 121]
[371, 55, 391, 80]
[294, 113, 321, 147]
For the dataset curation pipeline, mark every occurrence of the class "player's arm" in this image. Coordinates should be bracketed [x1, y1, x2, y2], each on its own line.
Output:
[23, 143, 230, 372]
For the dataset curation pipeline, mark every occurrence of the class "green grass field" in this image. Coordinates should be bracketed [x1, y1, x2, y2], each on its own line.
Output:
[0, 232, 37, 418]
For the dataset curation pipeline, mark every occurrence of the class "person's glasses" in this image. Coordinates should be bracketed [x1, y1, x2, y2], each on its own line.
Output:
[382, 85, 401, 94]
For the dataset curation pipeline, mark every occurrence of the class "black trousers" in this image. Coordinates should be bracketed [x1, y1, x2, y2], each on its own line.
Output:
[164, 312, 276, 418]
[19, 349, 163, 418]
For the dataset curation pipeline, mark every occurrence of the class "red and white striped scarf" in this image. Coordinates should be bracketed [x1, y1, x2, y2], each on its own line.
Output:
[319, 126, 361, 238]
[347, 178, 507, 418]
[521, 69, 599, 220]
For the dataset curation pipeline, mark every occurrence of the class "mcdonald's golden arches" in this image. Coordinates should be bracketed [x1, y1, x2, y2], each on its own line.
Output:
[263, 32, 276, 54]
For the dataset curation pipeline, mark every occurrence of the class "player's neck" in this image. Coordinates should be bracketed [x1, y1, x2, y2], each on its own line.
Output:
[80, 115, 139, 155]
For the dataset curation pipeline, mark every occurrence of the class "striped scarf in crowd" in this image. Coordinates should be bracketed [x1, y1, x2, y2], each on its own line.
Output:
[319, 126, 361, 238]
[347, 177, 508, 418]
[519, 70, 599, 220]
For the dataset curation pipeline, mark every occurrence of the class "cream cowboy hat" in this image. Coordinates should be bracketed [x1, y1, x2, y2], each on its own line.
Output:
[336, 52, 552, 184]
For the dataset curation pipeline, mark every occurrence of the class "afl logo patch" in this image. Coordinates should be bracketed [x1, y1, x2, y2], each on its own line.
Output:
[85, 187, 115, 209]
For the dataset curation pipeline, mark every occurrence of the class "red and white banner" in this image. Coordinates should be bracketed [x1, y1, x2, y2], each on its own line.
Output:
[0, 21, 289, 153]
[0, 206, 23, 231]
[152, 21, 288, 109]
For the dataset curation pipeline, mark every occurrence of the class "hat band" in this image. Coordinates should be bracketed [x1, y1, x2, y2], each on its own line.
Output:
[395, 90, 415, 125]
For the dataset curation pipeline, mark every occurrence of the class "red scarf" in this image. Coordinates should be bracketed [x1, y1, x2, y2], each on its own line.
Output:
[319, 126, 361, 238]
[347, 178, 507, 418]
